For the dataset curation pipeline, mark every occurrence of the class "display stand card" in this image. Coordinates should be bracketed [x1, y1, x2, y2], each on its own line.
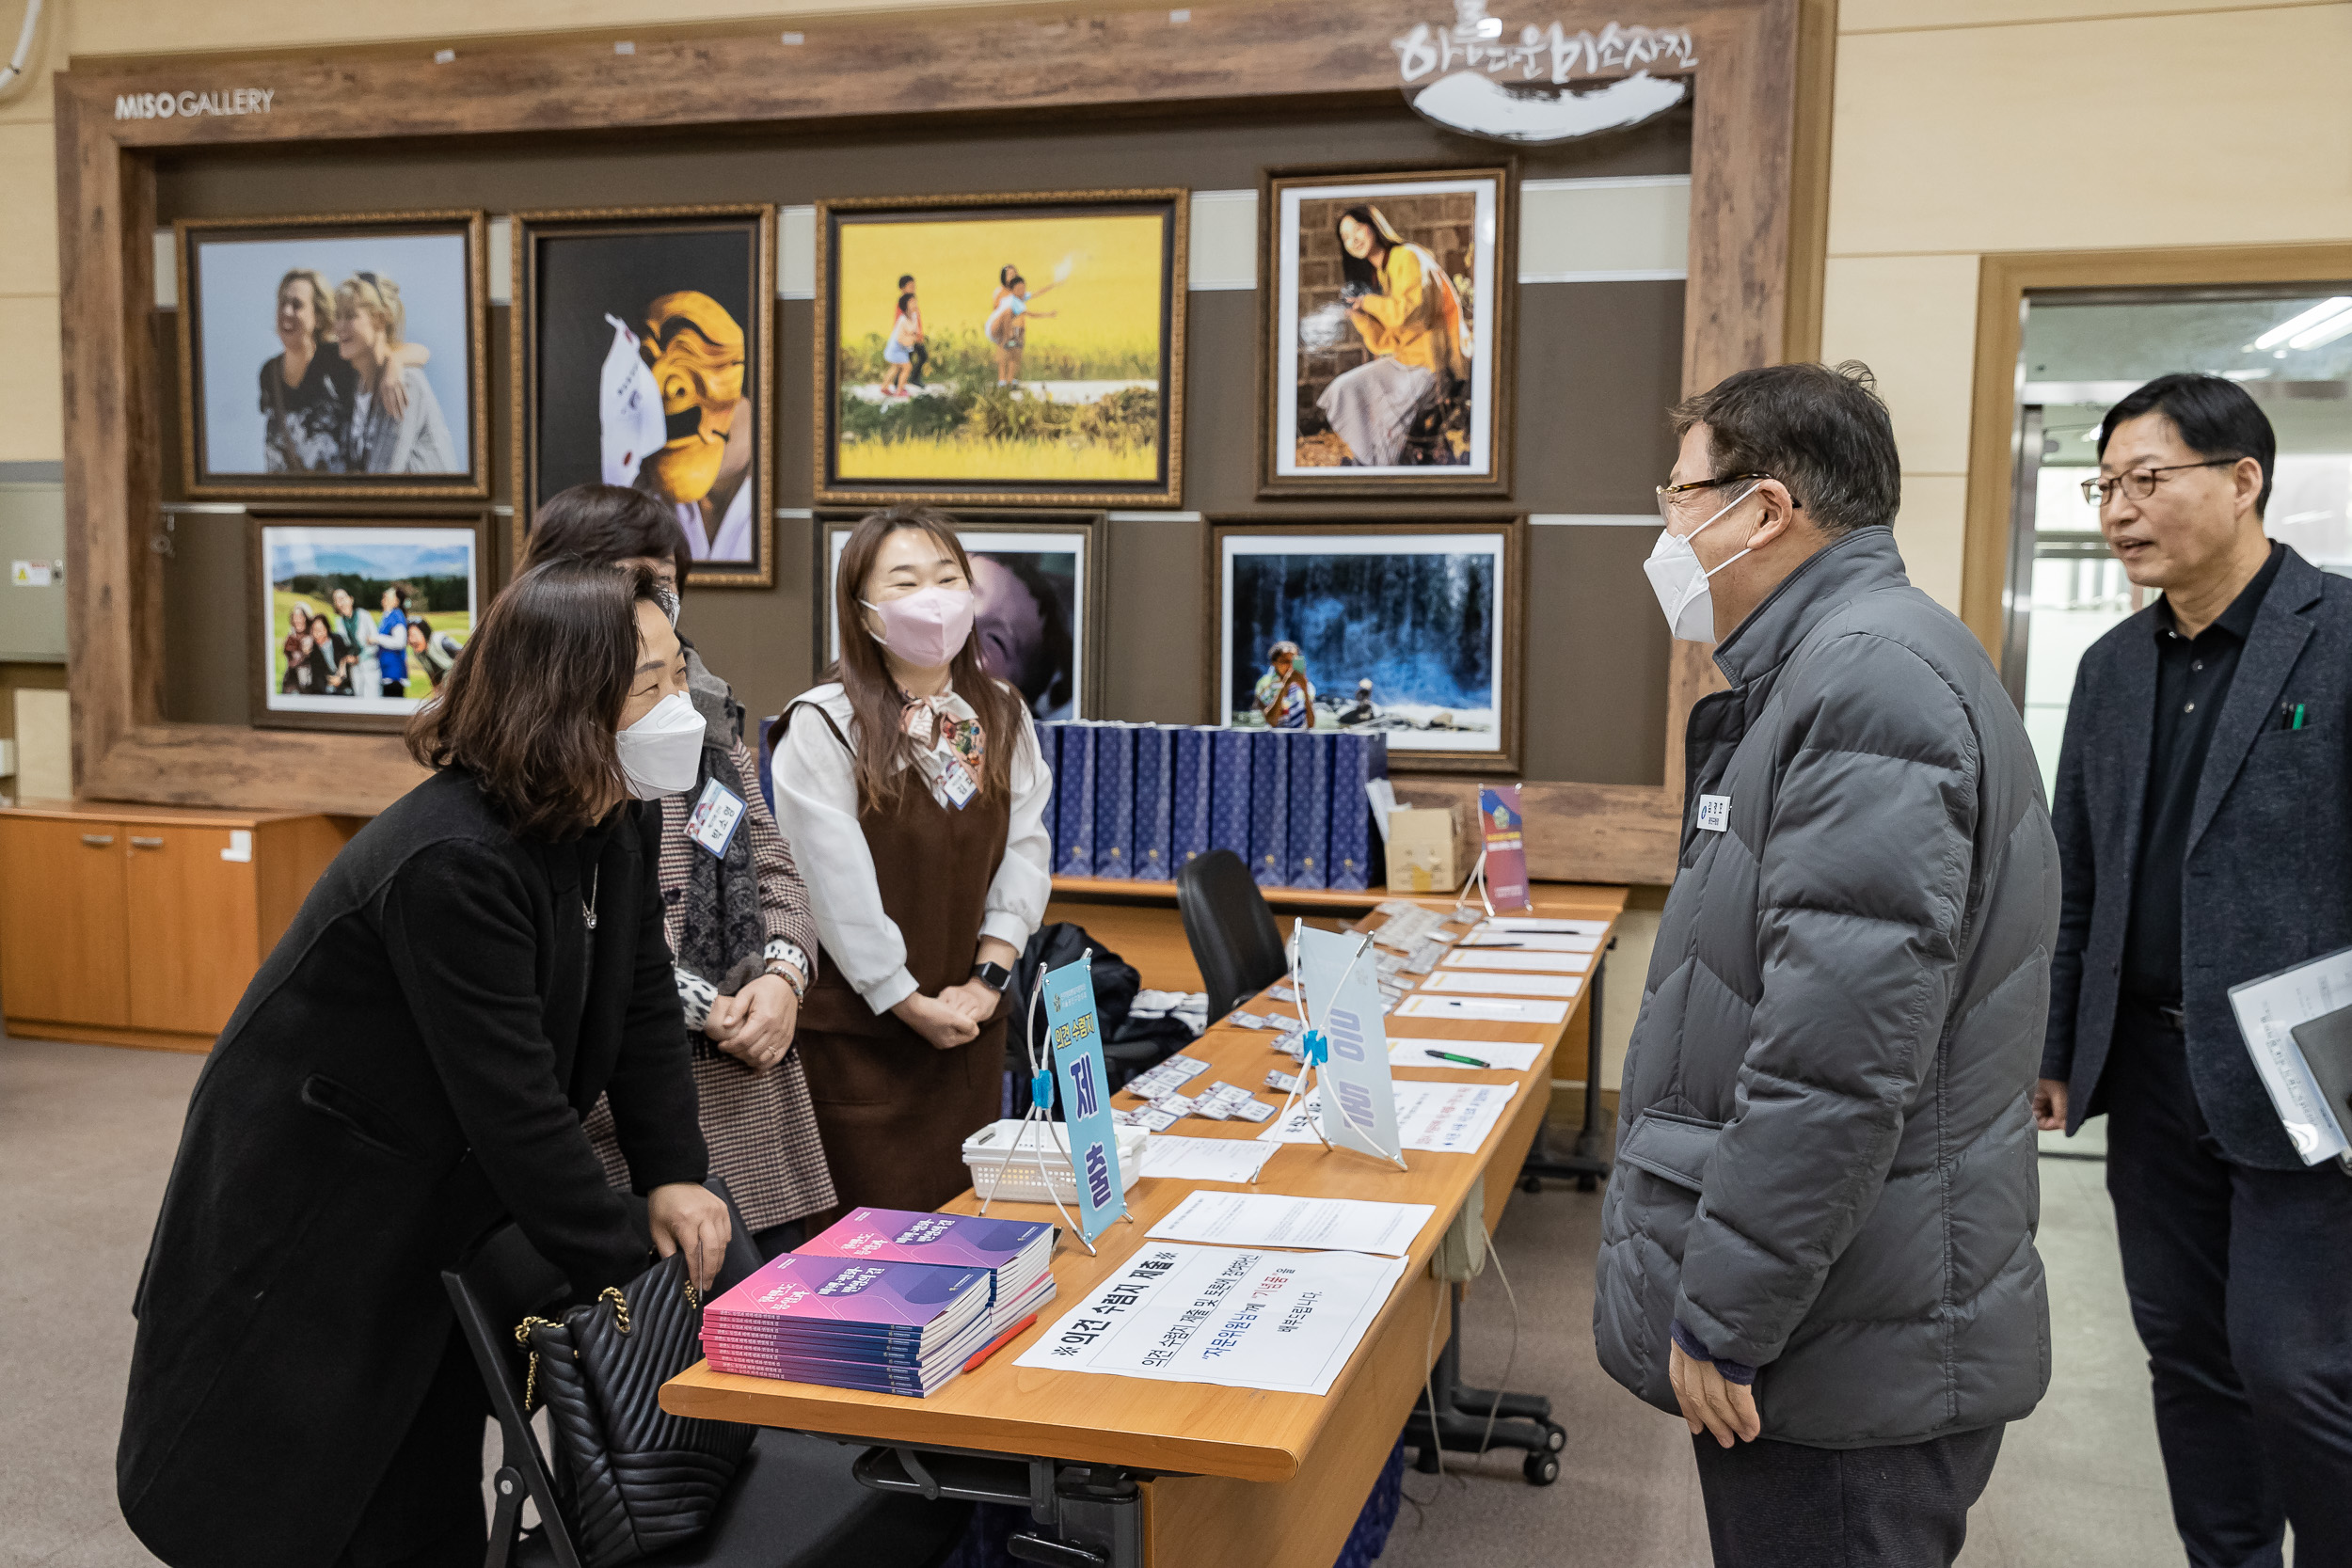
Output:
[1477, 784, 1532, 911]
[1296, 921, 1404, 1164]
[1044, 956, 1127, 1243]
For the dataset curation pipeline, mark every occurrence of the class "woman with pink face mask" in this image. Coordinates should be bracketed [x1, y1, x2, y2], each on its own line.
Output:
[772, 505, 1053, 1212]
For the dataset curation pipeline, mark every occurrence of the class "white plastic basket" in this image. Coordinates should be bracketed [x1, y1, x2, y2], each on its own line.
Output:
[962, 1118, 1148, 1205]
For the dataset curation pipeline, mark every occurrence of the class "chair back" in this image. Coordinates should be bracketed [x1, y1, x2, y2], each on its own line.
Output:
[1176, 848, 1288, 1023]
[442, 1180, 762, 1568]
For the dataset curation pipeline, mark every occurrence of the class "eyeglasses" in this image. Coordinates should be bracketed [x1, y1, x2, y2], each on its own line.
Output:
[2081, 459, 2238, 508]
[1656, 472, 1772, 524]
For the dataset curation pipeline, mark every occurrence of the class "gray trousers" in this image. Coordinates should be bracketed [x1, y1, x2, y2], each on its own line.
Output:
[1691, 1424, 2005, 1568]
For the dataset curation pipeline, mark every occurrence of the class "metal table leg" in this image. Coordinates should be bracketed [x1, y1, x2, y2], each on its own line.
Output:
[1518, 937, 1613, 1193]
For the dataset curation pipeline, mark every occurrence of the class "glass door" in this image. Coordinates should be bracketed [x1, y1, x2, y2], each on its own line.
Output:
[2001, 288, 2352, 796]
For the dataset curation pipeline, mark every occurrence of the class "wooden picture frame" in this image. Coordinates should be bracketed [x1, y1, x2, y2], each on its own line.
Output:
[1207, 516, 1527, 774]
[246, 510, 491, 733]
[178, 211, 490, 500]
[816, 509, 1111, 723]
[814, 190, 1188, 509]
[1258, 165, 1516, 499]
[513, 205, 777, 589]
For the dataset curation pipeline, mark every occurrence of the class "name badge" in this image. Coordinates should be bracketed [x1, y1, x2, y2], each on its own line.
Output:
[1695, 793, 1731, 833]
[938, 745, 978, 811]
[687, 778, 746, 858]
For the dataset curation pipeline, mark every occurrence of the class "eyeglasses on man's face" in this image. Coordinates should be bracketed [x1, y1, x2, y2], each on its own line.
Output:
[1655, 472, 1772, 525]
[2081, 459, 2239, 508]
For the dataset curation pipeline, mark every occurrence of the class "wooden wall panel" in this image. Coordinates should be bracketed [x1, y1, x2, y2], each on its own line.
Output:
[58, 0, 1804, 886]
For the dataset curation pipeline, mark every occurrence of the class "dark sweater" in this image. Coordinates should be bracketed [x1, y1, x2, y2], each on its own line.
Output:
[118, 768, 704, 1568]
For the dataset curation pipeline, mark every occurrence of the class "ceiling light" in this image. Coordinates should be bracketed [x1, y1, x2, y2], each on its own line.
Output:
[2289, 309, 2352, 351]
[2253, 297, 2352, 350]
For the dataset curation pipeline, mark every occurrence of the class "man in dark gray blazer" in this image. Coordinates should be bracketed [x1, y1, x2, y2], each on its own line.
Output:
[2042, 372, 2352, 1567]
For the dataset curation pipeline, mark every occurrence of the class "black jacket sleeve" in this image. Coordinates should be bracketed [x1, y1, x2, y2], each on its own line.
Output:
[2042, 660, 2095, 1083]
[601, 808, 707, 1195]
[380, 839, 644, 1291]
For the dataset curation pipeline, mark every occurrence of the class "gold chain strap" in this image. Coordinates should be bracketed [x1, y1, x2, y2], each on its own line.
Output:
[512, 1274, 701, 1409]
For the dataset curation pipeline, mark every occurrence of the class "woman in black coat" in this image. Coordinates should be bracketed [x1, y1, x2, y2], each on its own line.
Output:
[117, 560, 731, 1568]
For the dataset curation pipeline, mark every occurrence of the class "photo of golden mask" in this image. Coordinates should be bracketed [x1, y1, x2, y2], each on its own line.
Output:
[640, 290, 745, 504]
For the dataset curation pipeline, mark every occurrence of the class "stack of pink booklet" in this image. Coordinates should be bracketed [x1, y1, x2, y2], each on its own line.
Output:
[795, 1208, 1058, 1338]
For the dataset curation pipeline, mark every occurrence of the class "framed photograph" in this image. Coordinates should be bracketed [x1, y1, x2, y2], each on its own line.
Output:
[515, 206, 776, 588]
[177, 212, 489, 499]
[818, 512, 1108, 723]
[815, 190, 1187, 509]
[248, 514, 490, 732]
[1210, 518, 1526, 772]
[1259, 165, 1515, 498]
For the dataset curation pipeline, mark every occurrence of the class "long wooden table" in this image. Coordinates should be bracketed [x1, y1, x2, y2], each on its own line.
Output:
[662, 885, 1629, 1566]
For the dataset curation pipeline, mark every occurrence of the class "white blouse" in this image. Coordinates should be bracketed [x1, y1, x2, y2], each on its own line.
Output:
[771, 682, 1054, 1015]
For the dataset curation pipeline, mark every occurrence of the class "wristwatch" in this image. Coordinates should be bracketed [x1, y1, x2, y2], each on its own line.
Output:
[972, 960, 1014, 995]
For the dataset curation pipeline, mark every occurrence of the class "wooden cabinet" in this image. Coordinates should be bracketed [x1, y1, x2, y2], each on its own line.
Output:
[0, 802, 357, 1052]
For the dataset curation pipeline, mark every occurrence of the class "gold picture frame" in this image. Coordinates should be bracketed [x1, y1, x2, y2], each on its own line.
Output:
[512, 204, 778, 589]
[177, 210, 491, 500]
[814, 189, 1188, 509]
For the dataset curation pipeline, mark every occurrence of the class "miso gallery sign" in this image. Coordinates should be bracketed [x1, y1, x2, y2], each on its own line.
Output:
[115, 88, 277, 121]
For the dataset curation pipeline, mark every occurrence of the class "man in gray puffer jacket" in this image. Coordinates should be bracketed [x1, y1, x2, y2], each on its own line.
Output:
[1594, 363, 2058, 1567]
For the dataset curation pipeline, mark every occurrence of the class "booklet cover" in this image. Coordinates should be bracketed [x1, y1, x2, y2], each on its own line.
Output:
[800, 1209, 1053, 1272]
[704, 1254, 992, 1346]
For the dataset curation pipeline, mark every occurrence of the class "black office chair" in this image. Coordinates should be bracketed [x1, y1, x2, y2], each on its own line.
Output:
[442, 1182, 971, 1568]
[1176, 848, 1289, 1023]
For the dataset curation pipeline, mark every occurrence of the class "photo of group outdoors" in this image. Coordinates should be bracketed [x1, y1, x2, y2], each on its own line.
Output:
[818, 192, 1185, 505]
[823, 515, 1101, 723]
[1263, 167, 1510, 495]
[179, 214, 485, 496]
[518, 207, 774, 586]
[253, 522, 483, 728]
[1216, 523, 1521, 770]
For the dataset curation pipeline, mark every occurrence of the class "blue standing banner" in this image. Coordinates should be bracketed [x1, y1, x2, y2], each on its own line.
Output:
[1042, 954, 1128, 1244]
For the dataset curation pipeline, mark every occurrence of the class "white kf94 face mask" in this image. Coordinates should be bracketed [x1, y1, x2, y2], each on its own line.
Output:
[1643, 480, 1762, 641]
[614, 689, 704, 800]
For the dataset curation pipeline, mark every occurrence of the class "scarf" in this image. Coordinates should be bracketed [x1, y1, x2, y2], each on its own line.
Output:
[672, 739, 766, 1054]
[899, 686, 986, 807]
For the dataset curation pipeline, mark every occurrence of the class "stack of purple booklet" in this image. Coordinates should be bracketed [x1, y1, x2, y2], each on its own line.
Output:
[700, 1253, 994, 1397]
[796, 1209, 1059, 1338]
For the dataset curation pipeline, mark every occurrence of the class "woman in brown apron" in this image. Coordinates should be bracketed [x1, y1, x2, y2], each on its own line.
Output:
[773, 506, 1054, 1213]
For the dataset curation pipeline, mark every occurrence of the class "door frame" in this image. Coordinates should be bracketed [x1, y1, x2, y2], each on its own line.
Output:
[1962, 242, 2352, 669]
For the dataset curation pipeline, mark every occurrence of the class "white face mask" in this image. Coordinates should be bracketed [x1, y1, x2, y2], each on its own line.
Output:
[1643, 481, 1761, 641]
[614, 689, 703, 800]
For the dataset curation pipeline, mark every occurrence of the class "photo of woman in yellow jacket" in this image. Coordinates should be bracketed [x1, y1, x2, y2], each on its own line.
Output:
[1318, 203, 1474, 467]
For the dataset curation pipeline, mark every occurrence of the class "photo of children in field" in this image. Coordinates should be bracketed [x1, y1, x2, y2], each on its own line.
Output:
[824, 200, 1180, 498]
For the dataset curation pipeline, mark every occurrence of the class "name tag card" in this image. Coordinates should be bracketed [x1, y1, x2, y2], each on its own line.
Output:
[687, 778, 746, 858]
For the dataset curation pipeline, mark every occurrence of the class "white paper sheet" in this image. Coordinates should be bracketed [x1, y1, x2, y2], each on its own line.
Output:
[1146, 1190, 1436, 1257]
[1420, 971, 1582, 999]
[1440, 949, 1589, 974]
[1014, 1243, 1409, 1395]
[1396, 993, 1570, 1024]
[1484, 917, 1611, 936]
[2226, 946, 2352, 1164]
[1454, 931, 1598, 953]
[1390, 1037, 1546, 1071]
[1140, 1134, 1280, 1184]
[1259, 1081, 1520, 1153]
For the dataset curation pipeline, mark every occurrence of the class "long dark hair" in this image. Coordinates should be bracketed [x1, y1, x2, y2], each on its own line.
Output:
[824, 506, 1027, 813]
[1335, 204, 1392, 296]
[521, 483, 694, 590]
[405, 558, 663, 838]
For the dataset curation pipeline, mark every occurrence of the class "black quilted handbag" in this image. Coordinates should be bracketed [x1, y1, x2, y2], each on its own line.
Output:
[516, 1250, 753, 1567]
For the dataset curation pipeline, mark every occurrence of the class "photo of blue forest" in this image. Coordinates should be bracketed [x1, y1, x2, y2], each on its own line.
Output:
[1225, 544, 1499, 749]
